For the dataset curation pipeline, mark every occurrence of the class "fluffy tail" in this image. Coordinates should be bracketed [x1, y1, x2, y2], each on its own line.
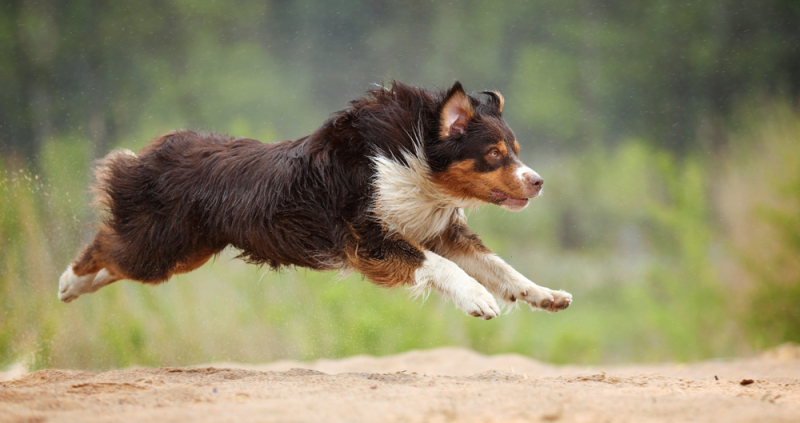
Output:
[91, 148, 138, 218]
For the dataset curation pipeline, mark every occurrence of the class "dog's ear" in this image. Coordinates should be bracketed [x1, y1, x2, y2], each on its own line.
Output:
[481, 90, 504, 114]
[440, 81, 474, 138]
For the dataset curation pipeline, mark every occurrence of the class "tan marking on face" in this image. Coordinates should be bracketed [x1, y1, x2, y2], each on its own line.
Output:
[513, 140, 520, 154]
[432, 160, 477, 200]
[493, 141, 507, 157]
[433, 160, 532, 203]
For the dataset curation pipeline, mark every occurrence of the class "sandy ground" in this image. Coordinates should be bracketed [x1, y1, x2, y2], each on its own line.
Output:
[2, 345, 799, 423]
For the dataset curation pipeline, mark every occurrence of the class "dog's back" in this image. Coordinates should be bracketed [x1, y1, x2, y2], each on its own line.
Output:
[96, 131, 364, 281]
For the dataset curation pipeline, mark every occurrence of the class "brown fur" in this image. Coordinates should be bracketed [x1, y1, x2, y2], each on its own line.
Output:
[426, 221, 491, 259]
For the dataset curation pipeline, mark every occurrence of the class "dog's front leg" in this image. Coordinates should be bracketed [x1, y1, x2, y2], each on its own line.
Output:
[347, 228, 500, 319]
[429, 224, 572, 313]
[453, 253, 572, 312]
[412, 251, 501, 319]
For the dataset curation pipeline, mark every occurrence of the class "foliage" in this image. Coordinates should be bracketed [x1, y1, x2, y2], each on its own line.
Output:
[2, 0, 799, 160]
[718, 102, 800, 347]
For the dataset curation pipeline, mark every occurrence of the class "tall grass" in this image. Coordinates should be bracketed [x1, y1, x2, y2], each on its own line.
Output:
[2, 105, 798, 370]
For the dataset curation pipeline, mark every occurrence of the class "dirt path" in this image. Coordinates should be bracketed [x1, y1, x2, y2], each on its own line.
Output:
[2, 345, 799, 422]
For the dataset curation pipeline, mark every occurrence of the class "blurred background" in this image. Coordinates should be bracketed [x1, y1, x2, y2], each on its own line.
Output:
[1, 0, 799, 370]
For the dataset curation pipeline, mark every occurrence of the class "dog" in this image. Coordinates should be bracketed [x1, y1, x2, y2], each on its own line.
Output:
[58, 81, 572, 319]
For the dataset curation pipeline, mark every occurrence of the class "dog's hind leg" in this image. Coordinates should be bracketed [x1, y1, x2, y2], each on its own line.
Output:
[58, 228, 125, 303]
[59, 228, 219, 303]
[58, 267, 120, 303]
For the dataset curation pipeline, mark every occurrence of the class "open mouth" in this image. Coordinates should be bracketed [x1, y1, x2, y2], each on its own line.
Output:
[490, 190, 529, 208]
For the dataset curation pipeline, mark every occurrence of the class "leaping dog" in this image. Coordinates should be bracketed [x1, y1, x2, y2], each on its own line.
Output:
[58, 81, 572, 319]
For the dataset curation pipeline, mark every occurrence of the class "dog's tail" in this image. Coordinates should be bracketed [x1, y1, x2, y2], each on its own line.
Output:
[91, 148, 139, 218]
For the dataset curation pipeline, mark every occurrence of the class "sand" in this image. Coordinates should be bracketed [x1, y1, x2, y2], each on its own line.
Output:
[2, 345, 799, 423]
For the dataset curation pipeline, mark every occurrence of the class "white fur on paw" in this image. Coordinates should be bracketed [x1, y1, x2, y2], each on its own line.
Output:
[414, 251, 501, 320]
[58, 266, 116, 303]
[58, 266, 93, 303]
[546, 289, 573, 312]
[515, 286, 572, 313]
[92, 268, 116, 289]
[459, 285, 501, 320]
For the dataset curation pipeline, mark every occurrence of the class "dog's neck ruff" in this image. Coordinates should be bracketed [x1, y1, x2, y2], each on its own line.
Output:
[371, 148, 483, 245]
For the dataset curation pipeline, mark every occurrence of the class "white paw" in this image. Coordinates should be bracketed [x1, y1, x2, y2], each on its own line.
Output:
[459, 285, 501, 320]
[547, 289, 573, 311]
[58, 267, 115, 303]
[58, 266, 93, 303]
[414, 251, 501, 320]
[513, 286, 572, 313]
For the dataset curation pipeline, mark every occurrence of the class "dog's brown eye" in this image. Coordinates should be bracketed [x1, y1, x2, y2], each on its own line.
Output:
[489, 149, 500, 158]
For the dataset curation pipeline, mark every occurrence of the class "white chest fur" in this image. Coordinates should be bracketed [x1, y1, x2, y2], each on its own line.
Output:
[371, 149, 480, 245]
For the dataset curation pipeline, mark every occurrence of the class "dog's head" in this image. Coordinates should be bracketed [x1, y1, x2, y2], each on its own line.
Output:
[430, 82, 543, 211]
